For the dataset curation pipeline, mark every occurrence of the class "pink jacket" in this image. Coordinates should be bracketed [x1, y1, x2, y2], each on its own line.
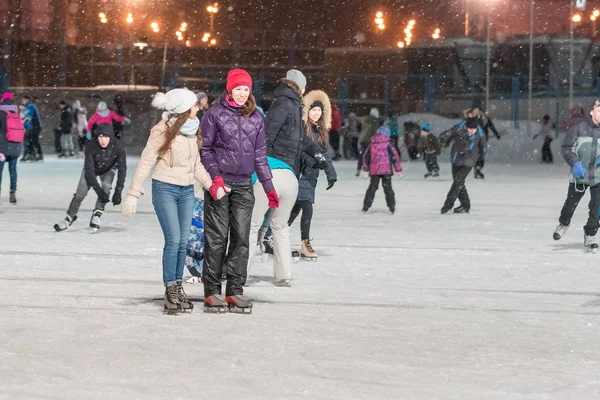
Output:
[362, 134, 402, 176]
[87, 110, 126, 133]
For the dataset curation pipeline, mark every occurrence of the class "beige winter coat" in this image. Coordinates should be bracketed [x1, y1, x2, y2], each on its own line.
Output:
[126, 119, 212, 198]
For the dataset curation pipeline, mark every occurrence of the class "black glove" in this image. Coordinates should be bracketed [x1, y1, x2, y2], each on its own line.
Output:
[112, 191, 122, 206]
[97, 190, 110, 204]
[326, 179, 336, 190]
[312, 153, 327, 170]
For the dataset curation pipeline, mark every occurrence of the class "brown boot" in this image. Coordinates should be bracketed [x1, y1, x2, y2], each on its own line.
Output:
[301, 239, 318, 260]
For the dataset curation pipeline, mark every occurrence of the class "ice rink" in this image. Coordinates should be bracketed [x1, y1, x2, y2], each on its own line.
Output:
[2, 156, 600, 399]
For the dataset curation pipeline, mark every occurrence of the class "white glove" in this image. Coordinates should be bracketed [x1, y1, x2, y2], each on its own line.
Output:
[397, 171, 404, 178]
[216, 186, 231, 200]
[122, 195, 138, 217]
[361, 171, 370, 179]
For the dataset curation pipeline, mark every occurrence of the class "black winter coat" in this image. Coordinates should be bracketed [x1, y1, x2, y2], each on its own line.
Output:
[59, 106, 74, 134]
[265, 82, 321, 176]
[439, 124, 487, 168]
[84, 137, 127, 195]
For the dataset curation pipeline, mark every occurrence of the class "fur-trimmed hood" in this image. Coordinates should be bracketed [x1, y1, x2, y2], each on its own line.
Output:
[302, 90, 331, 131]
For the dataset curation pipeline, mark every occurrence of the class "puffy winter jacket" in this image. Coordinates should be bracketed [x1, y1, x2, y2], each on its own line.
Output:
[265, 80, 321, 176]
[84, 134, 127, 196]
[127, 118, 212, 197]
[297, 124, 337, 204]
[87, 110, 126, 134]
[417, 134, 441, 155]
[0, 103, 23, 158]
[362, 133, 402, 176]
[562, 117, 600, 186]
[23, 102, 42, 131]
[359, 115, 379, 143]
[439, 123, 487, 168]
[59, 106, 73, 134]
[200, 97, 273, 192]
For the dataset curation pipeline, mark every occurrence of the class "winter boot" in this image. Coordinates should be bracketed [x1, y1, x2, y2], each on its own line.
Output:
[9, 192, 16, 205]
[203, 294, 228, 313]
[164, 285, 182, 315]
[89, 209, 102, 233]
[34, 154, 44, 162]
[553, 223, 569, 241]
[432, 169, 440, 177]
[226, 294, 253, 314]
[54, 215, 77, 232]
[175, 282, 193, 312]
[301, 239, 318, 260]
[474, 168, 485, 179]
[389, 205, 395, 215]
[355, 168, 361, 177]
[274, 279, 292, 287]
[424, 172, 432, 178]
[585, 234, 598, 253]
[453, 206, 469, 214]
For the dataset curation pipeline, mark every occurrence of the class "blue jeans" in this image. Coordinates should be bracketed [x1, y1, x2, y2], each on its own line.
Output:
[0, 156, 18, 193]
[152, 180, 195, 287]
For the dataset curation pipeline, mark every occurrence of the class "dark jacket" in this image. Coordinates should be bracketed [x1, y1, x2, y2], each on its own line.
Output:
[439, 123, 487, 167]
[297, 124, 337, 203]
[84, 134, 127, 195]
[24, 102, 42, 131]
[562, 117, 600, 186]
[478, 115, 500, 140]
[200, 97, 273, 192]
[59, 106, 74, 134]
[417, 134, 441, 155]
[265, 80, 321, 176]
[0, 101, 22, 158]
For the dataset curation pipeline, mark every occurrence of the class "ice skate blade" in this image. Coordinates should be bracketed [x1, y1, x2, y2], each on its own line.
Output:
[203, 305, 228, 314]
[54, 224, 67, 232]
[553, 233, 561, 241]
[163, 306, 180, 315]
[274, 279, 291, 287]
[301, 256, 318, 261]
[227, 305, 252, 314]
[89, 227, 99, 234]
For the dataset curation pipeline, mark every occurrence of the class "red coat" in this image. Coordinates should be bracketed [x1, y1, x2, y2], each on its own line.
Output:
[331, 105, 342, 131]
[362, 134, 402, 176]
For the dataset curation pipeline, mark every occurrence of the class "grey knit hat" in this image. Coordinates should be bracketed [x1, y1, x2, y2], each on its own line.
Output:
[286, 69, 307, 93]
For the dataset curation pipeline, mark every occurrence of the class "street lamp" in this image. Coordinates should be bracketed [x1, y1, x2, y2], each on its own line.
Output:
[432, 28, 441, 40]
[207, 3, 219, 33]
[374, 11, 385, 30]
[572, 14, 582, 23]
[99, 12, 108, 24]
[151, 22, 159, 33]
[397, 41, 405, 48]
[126, 13, 133, 24]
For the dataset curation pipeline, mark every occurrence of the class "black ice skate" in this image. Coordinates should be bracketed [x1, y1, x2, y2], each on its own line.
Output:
[204, 294, 228, 313]
[585, 234, 598, 254]
[54, 215, 77, 232]
[175, 282, 194, 312]
[553, 223, 569, 241]
[291, 250, 300, 263]
[89, 209, 103, 234]
[164, 285, 182, 315]
[424, 172, 432, 178]
[432, 170, 439, 177]
[474, 169, 485, 179]
[261, 234, 274, 255]
[9, 192, 16, 204]
[440, 205, 452, 214]
[390, 205, 395, 215]
[453, 206, 469, 214]
[226, 295, 253, 314]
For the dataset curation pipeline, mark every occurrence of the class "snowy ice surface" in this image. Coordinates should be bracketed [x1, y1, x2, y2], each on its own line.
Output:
[1, 156, 600, 399]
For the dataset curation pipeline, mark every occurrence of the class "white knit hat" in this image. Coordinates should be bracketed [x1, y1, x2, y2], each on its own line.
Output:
[151, 88, 198, 114]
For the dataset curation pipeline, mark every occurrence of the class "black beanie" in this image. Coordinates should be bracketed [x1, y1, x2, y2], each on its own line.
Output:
[96, 123, 114, 137]
[466, 117, 479, 129]
[310, 101, 324, 112]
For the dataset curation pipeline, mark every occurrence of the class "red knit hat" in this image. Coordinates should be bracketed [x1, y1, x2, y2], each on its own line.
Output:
[226, 69, 252, 93]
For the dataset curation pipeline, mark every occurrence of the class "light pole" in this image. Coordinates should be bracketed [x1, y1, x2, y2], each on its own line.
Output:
[207, 3, 219, 33]
[528, 0, 534, 136]
[374, 11, 385, 31]
[126, 13, 135, 88]
[485, 3, 491, 112]
[570, 4, 576, 109]
[465, 0, 470, 36]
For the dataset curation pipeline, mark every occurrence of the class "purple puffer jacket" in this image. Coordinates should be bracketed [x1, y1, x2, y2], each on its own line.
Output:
[201, 97, 274, 192]
[362, 133, 402, 176]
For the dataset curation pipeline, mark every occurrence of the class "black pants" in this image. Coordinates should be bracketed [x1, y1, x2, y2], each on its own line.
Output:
[363, 175, 395, 210]
[202, 182, 254, 297]
[558, 182, 600, 236]
[443, 165, 472, 211]
[541, 138, 553, 163]
[288, 200, 313, 240]
[54, 129, 62, 154]
[391, 137, 400, 155]
[329, 130, 340, 159]
[424, 154, 439, 172]
[23, 129, 43, 158]
[407, 146, 419, 160]
[357, 141, 369, 170]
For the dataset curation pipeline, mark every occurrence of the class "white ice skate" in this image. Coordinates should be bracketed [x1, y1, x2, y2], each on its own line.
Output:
[54, 215, 76, 232]
[585, 234, 598, 254]
[89, 210, 103, 234]
[553, 223, 569, 241]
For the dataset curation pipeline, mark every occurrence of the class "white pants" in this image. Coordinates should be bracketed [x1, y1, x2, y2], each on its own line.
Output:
[247, 168, 298, 282]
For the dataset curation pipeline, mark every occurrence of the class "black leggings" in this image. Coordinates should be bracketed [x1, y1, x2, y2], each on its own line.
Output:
[288, 200, 313, 240]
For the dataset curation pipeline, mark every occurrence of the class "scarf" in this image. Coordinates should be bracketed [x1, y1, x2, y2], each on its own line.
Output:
[163, 112, 199, 136]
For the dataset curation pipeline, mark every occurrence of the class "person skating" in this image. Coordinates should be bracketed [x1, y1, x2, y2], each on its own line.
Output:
[21, 95, 43, 162]
[201, 69, 278, 313]
[57, 100, 74, 158]
[361, 125, 403, 214]
[72, 100, 88, 155]
[553, 100, 600, 253]
[356, 108, 380, 176]
[439, 117, 487, 214]
[417, 123, 441, 178]
[287, 90, 337, 260]
[122, 88, 213, 314]
[0, 93, 25, 204]
[329, 103, 342, 160]
[471, 106, 499, 179]
[195, 91, 210, 121]
[87, 101, 129, 139]
[112, 94, 127, 140]
[54, 123, 126, 233]
[533, 115, 554, 164]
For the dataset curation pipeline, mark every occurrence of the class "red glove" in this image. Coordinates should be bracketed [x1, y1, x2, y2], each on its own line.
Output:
[209, 176, 229, 200]
[266, 190, 279, 208]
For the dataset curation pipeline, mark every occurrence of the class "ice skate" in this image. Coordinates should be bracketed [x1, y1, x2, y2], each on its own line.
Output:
[424, 172, 432, 178]
[440, 205, 452, 214]
[553, 223, 569, 241]
[260, 234, 274, 255]
[453, 206, 469, 214]
[362, 206, 369, 213]
[186, 276, 201, 284]
[389, 205, 395, 215]
[301, 239, 318, 260]
[432, 170, 439, 177]
[203, 294, 228, 313]
[291, 250, 300, 263]
[54, 215, 77, 232]
[9, 192, 16, 205]
[474, 169, 485, 179]
[585, 234, 598, 254]
[226, 294, 253, 314]
[34, 155, 44, 162]
[164, 285, 182, 315]
[274, 279, 291, 287]
[175, 282, 193, 312]
[89, 209, 102, 233]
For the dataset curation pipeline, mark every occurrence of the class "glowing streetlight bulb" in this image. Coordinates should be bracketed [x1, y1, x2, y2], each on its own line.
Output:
[378, 24, 385, 30]
[594, 9, 600, 17]
[126, 13, 133, 24]
[185, 40, 191, 47]
[202, 37, 209, 42]
[99, 12, 106, 18]
[435, 28, 440, 34]
[397, 41, 405, 48]
[151, 22, 159, 33]
[376, 11, 383, 18]
[408, 19, 416, 26]
[592, 15, 597, 21]
[210, 39, 216, 45]
[572, 14, 582, 23]
[203, 32, 211, 38]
